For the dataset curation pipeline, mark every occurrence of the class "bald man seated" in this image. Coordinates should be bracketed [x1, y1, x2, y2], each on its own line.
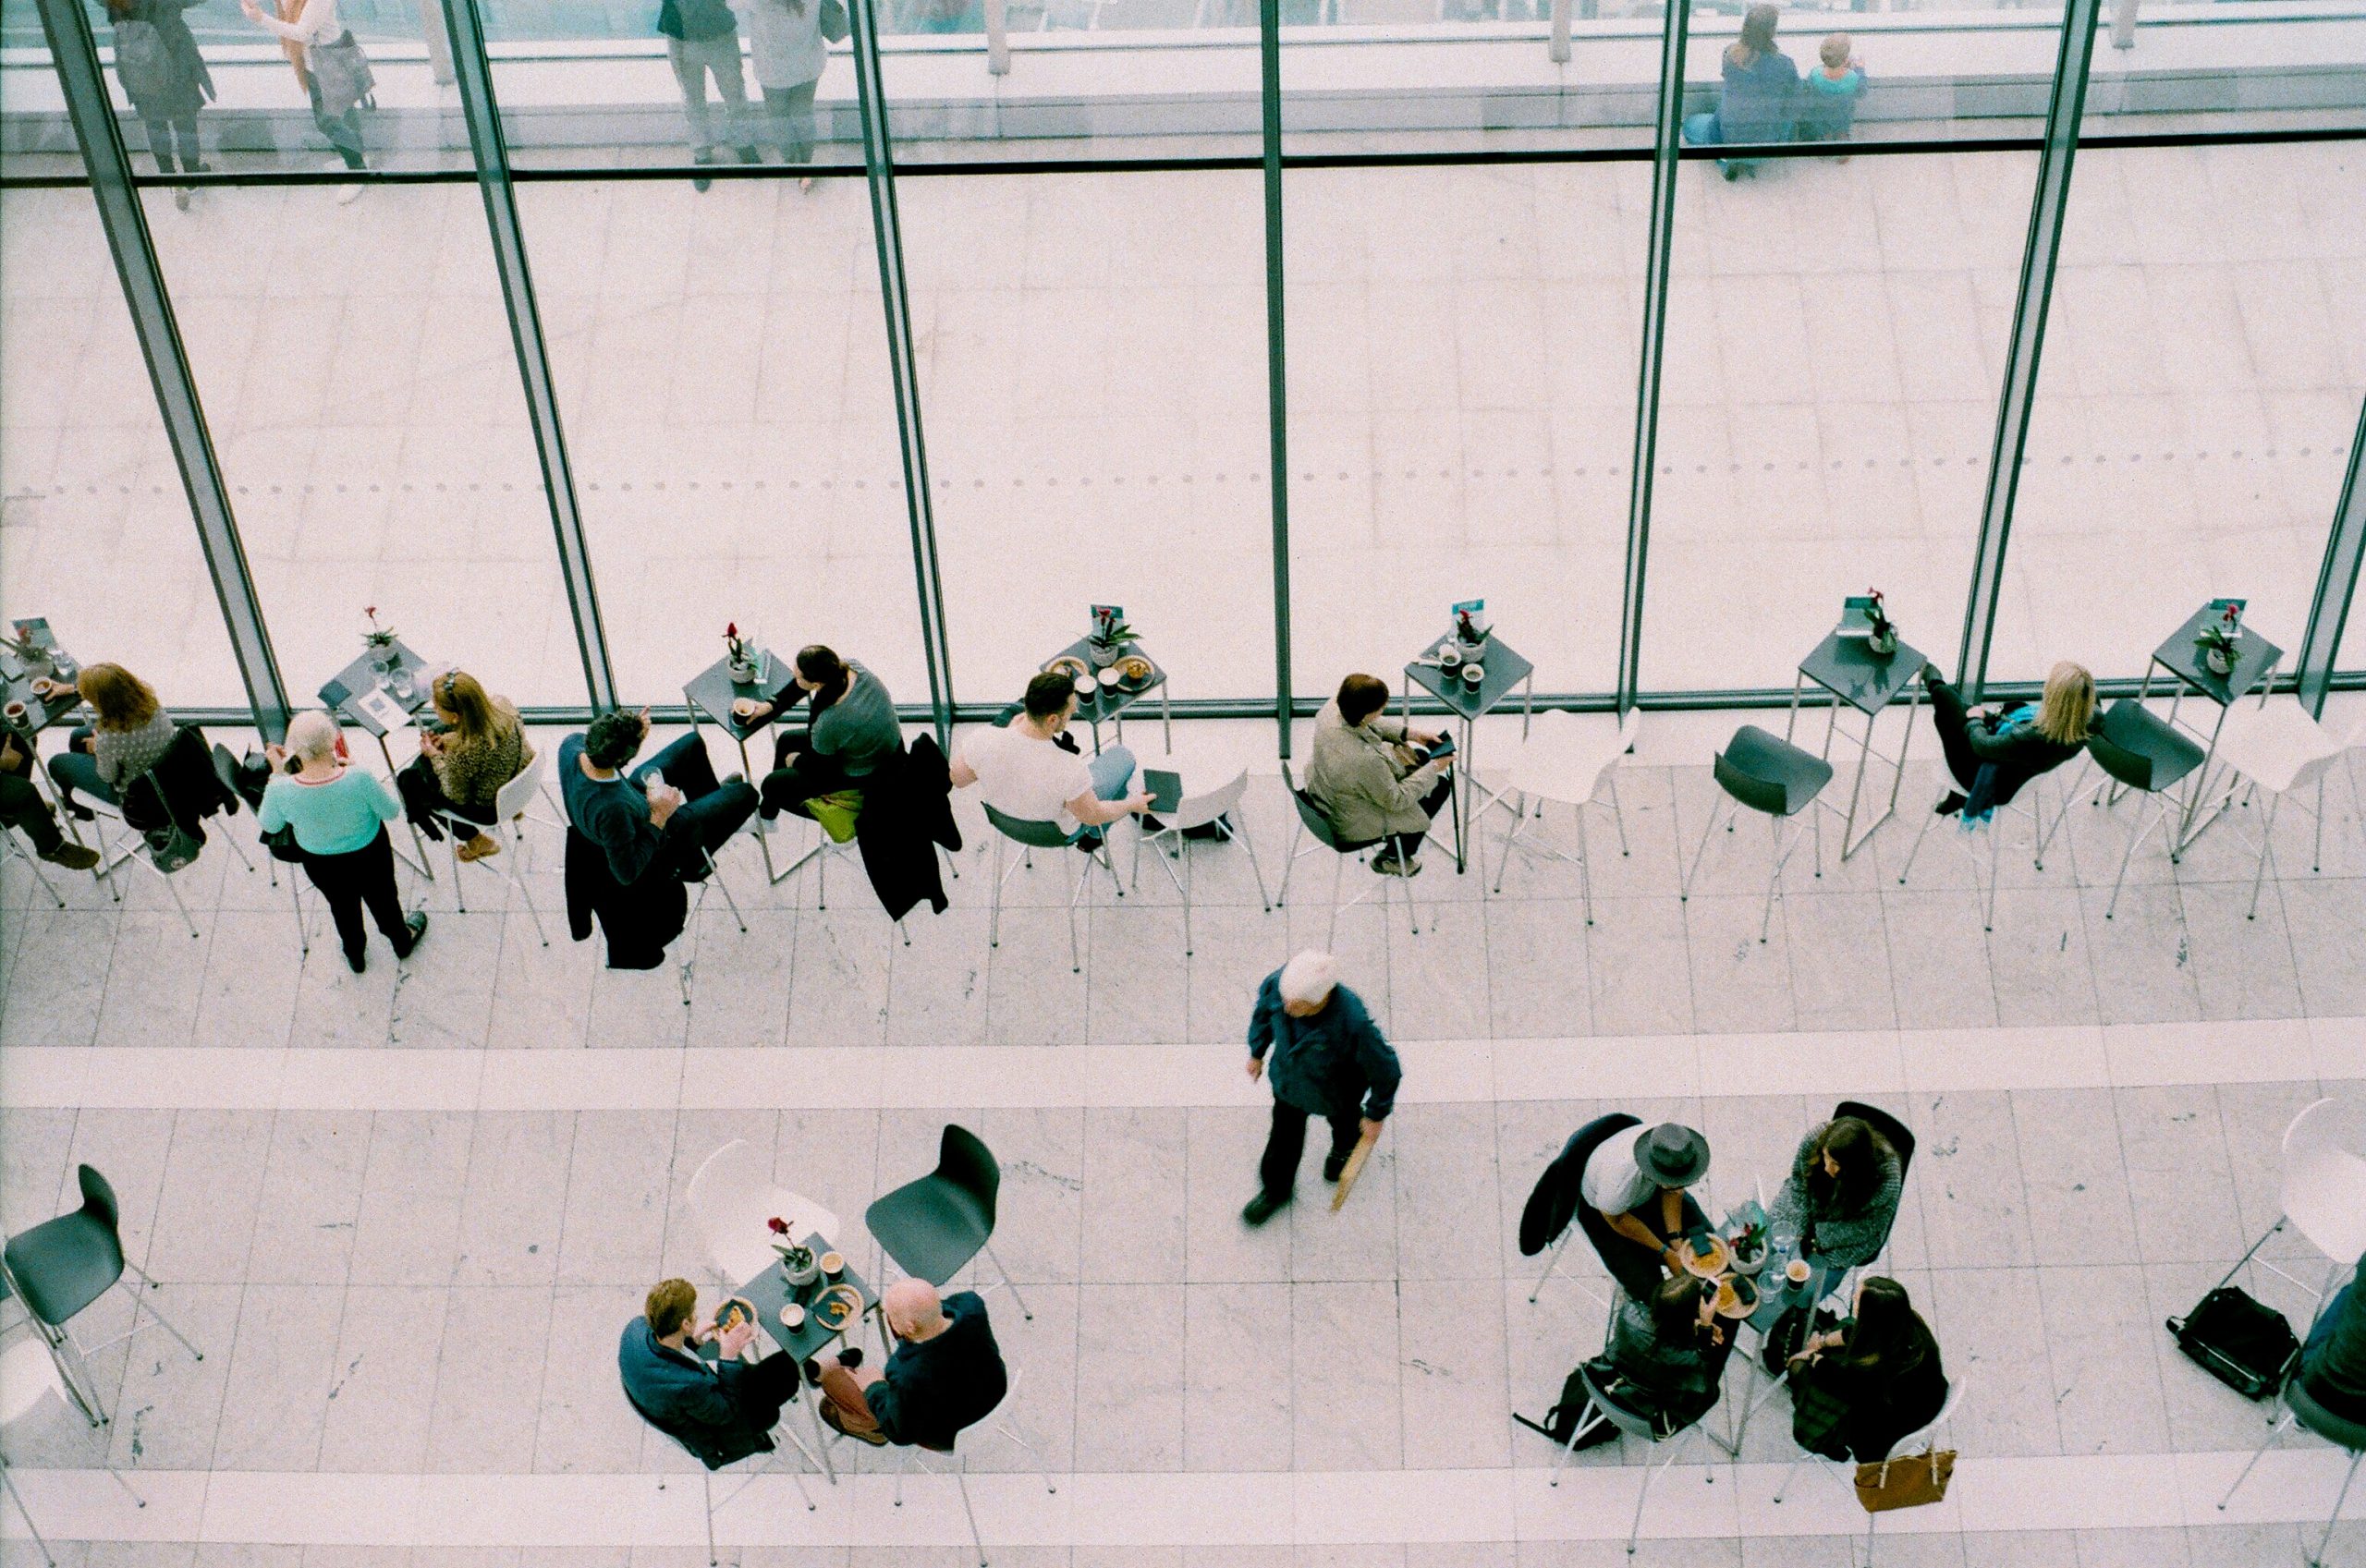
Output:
[817, 1279, 1008, 1450]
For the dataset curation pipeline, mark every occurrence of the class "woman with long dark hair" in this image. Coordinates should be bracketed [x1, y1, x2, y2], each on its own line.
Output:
[1786, 1277, 1947, 1463]
[1680, 2, 1798, 178]
[1766, 1114, 1904, 1274]
[103, 0, 214, 204]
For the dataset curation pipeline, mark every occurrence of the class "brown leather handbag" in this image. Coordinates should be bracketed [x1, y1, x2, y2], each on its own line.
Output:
[1855, 1447, 1954, 1513]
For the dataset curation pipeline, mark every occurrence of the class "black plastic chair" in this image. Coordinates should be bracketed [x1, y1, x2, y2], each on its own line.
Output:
[864, 1124, 1032, 1321]
[2071, 699, 2207, 918]
[2220, 1352, 2366, 1567]
[1272, 760, 1419, 943]
[0, 1165, 204, 1426]
[1823, 1099, 1918, 1291]
[1525, 1112, 1640, 1307]
[983, 800, 1120, 976]
[1680, 724, 1837, 942]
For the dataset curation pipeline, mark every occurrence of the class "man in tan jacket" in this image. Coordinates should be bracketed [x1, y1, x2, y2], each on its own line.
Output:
[1306, 673, 1453, 877]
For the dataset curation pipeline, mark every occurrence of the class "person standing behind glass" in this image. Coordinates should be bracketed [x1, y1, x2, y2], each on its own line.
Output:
[261, 710, 427, 974]
[240, 0, 373, 201]
[745, 0, 827, 186]
[103, 0, 213, 208]
[660, 0, 761, 192]
[47, 662, 177, 818]
[1680, 2, 1797, 180]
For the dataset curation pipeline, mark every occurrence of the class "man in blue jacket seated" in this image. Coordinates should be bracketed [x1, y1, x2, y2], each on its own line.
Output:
[617, 1279, 807, 1465]
[815, 1278, 1007, 1448]
[1240, 950, 1402, 1226]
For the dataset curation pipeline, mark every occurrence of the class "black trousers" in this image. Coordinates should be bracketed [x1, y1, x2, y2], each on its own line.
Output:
[300, 826, 411, 963]
[730, 1350, 806, 1431]
[0, 769, 64, 854]
[1259, 1097, 1361, 1199]
[1924, 676, 1985, 795]
[760, 735, 848, 820]
[1383, 773, 1457, 860]
[631, 733, 759, 876]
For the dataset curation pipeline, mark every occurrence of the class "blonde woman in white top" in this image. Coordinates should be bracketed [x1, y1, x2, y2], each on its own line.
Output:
[744, 0, 828, 180]
[240, 0, 372, 197]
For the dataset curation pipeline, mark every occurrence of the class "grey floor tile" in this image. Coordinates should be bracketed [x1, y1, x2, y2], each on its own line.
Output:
[210, 1282, 343, 1470]
[1185, 1105, 1295, 1285]
[1781, 891, 1897, 1032]
[1384, 896, 1489, 1044]
[1921, 1267, 2058, 1458]
[147, 1110, 274, 1284]
[1580, 895, 1695, 1037]
[0, 1108, 77, 1237]
[1073, 1281, 1183, 1471]
[186, 910, 306, 1051]
[1483, 895, 1591, 1039]
[64, 1108, 176, 1269]
[2177, 878, 2305, 1021]
[104, 1279, 238, 1473]
[883, 908, 990, 1048]
[2009, 1088, 2140, 1269]
[973, 1105, 1084, 1287]
[1396, 1281, 1509, 1469]
[93, 912, 213, 1051]
[2, 909, 116, 1047]
[1084, 903, 1186, 1047]
[1393, 1103, 1506, 1283]
[387, 909, 505, 1050]
[1079, 1106, 1187, 1284]
[244, 1111, 373, 1286]
[2079, 883, 2201, 1026]
[1684, 893, 1798, 1034]
[587, 959, 690, 1052]
[1909, 1092, 2036, 1271]
[2037, 1261, 2172, 1455]
[555, 1112, 675, 1288]
[486, 907, 595, 1050]
[787, 906, 892, 1048]
[2071, 1525, 2194, 1568]
[1984, 886, 2102, 1028]
[1180, 903, 1291, 1044]
[349, 1111, 474, 1290]
[1290, 1279, 1403, 1469]
[424, 1285, 555, 1473]
[317, 1284, 447, 1473]
[682, 908, 794, 1051]
[2110, 1084, 2247, 1266]
[533, 1284, 644, 1473]
[2279, 877, 2366, 1014]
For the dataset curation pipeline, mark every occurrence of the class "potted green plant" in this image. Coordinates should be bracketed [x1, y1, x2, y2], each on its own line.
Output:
[1864, 589, 1898, 660]
[2195, 610, 2239, 678]
[1087, 615, 1137, 670]
[362, 605, 399, 673]
[767, 1216, 818, 1286]
[1728, 1219, 1769, 1276]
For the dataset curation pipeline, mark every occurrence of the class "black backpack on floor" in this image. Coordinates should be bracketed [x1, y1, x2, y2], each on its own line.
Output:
[2168, 1281, 2300, 1401]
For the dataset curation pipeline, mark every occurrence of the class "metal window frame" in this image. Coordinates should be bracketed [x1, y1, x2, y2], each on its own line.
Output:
[29, 0, 290, 738]
[25, 6, 2366, 744]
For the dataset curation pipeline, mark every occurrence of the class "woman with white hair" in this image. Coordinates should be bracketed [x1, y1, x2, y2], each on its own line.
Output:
[262, 710, 425, 973]
[1240, 950, 1401, 1226]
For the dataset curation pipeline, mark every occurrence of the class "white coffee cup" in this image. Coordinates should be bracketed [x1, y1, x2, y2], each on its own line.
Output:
[779, 1303, 806, 1330]
[1786, 1258, 1811, 1286]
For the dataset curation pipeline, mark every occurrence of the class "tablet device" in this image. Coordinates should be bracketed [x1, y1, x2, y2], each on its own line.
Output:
[319, 676, 353, 711]
[1142, 768, 1183, 815]
[1422, 733, 1456, 761]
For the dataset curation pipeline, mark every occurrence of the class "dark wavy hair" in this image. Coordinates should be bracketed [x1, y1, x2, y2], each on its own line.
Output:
[1804, 1116, 1894, 1219]
[1835, 1277, 1936, 1378]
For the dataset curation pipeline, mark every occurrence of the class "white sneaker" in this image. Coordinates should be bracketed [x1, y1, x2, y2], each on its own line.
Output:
[335, 179, 365, 205]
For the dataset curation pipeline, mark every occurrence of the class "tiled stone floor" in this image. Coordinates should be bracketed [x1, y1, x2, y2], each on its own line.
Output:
[3, 714, 2365, 1564]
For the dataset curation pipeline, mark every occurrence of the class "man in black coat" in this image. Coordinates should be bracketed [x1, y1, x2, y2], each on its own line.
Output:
[617, 1278, 804, 1465]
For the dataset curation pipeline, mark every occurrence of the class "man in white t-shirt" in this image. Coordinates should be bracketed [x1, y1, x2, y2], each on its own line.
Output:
[1580, 1121, 1712, 1299]
[948, 671, 1151, 844]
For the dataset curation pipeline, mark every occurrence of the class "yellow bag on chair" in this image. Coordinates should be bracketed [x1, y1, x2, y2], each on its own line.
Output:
[806, 790, 864, 845]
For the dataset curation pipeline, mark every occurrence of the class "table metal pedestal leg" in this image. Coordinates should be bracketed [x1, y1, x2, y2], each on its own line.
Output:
[376, 733, 433, 880]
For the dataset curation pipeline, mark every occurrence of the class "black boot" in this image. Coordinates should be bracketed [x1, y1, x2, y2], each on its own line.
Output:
[1241, 1189, 1290, 1226]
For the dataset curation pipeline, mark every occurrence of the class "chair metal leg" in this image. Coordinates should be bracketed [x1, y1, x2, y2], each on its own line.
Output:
[1771, 1451, 1808, 1504]
[1236, 816, 1272, 912]
[983, 1239, 1033, 1321]
[1529, 1228, 1570, 1304]
[1274, 816, 1303, 906]
[505, 826, 551, 947]
[1607, 770, 1631, 856]
[2220, 1408, 2297, 1508]
[289, 873, 311, 956]
[701, 1467, 717, 1567]
[117, 1261, 206, 1364]
[1547, 1403, 1609, 1486]
[989, 835, 1006, 949]
[8, 835, 67, 908]
[1575, 796, 1594, 928]
[1181, 839, 1194, 956]
[43, 1322, 109, 1427]
[1678, 796, 1727, 900]
[0, 1458, 55, 1568]
[1759, 816, 1793, 942]
[448, 830, 467, 911]
[2311, 1446, 2362, 1566]
[1326, 848, 1345, 951]
[1896, 791, 1942, 884]
[1627, 1427, 1692, 1555]
[954, 1459, 987, 1568]
[2247, 793, 2281, 920]
[1492, 790, 1528, 893]
[2104, 801, 2165, 919]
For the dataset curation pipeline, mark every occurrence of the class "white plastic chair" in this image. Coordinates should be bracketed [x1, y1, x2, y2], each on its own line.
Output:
[1491, 708, 1642, 923]
[1128, 762, 1270, 954]
[683, 1139, 844, 1289]
[2214, 700, 2352, 919]
[2223, 1099, 2366, 1319]
[623, 1380, 819, 1567]
[1772, 1371, 1967, 1567]
[1, 1337, 146, 1567]
[811, 1363, 1056, 1568]
[432, 747, 558, 947]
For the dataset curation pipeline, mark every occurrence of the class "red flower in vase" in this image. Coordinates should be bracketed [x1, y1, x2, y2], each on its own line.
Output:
[766, 1216, 789, 1235]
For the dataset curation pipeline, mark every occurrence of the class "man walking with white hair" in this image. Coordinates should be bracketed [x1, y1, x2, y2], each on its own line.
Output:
[1241, 950, 1401, 1226]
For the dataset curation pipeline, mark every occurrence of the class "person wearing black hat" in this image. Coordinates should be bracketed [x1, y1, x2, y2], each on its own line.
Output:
[1579, 1121, 1713, 1299]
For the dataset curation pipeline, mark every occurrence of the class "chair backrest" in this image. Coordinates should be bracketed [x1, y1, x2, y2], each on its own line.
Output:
[77, 1165, 121, 1236]
[1280, 761, 1345, 851]
[686, 1139, 787, 1282]
[2287, 1369, 2366, 1453]
[2279, 1098, 2366, 1263]
[1174, 767, 1250, 835]
[1712, 747, 1793, 819]
[2084, 725, 2155, 794]
[1567, 1112, 1646, 1281]
[934, 1124, 1002, 1230]
[1877, 1369, 1967, 1465]
[211, 742, 258, 812]
[1834, 1100, 1917, 1181]
[982, 801, 1075, 851]
[1578, 1358, 1674, 1443]
[493, 746, 550, 823]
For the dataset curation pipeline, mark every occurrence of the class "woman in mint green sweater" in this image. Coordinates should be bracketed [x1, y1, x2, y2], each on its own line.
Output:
[261, 710, 426, 974]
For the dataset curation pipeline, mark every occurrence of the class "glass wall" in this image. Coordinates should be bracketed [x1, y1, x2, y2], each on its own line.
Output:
[515, 176, 934, 702]
[0, 188, 242, 706]
[2001, 140, 2366, 685]
[140, 182, 585, 704]
[5, 0, 2365, 737]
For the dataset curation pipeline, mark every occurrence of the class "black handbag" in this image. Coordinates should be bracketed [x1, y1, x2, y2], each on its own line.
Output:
[2168, 1286, 2299, 1401]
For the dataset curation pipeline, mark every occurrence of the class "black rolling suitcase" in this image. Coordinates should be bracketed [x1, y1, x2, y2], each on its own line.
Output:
[2166, 1242, 2301, 1400]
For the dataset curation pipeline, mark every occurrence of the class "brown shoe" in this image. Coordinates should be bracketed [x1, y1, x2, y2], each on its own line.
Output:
[41, 843, 100, 871]
[456, 833, 499, 863]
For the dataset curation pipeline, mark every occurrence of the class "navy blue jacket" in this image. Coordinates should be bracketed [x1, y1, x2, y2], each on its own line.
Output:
[617, 1319, 774, 1467]
[1247, 970, 1400, 1123]
[867, 1291, 1007, 1451]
